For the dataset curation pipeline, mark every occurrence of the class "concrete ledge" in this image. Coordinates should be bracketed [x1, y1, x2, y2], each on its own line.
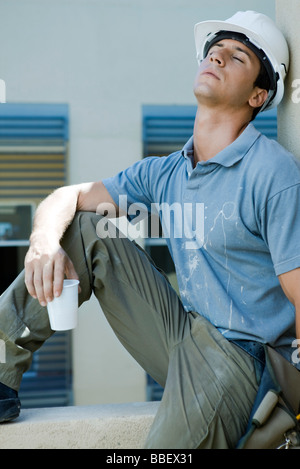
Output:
[0, 401, 159, 449]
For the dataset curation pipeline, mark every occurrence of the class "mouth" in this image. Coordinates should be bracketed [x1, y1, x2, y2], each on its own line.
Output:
[201, 69, 220, 80]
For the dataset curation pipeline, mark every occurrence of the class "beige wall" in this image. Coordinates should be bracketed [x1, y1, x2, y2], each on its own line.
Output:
[276, 0, 300, 159]
[0, 0, 276, 405]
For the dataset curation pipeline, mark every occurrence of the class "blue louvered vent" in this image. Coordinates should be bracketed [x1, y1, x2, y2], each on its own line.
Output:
[0, 103, 68, 200]
[143, 105, 196, 158]
[0, 103, 72, 408]
[18, 332, 72, 408]
[0, 103, 68, 140]
[253, 108, 277, 140]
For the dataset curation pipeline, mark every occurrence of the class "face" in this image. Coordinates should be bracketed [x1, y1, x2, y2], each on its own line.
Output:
[193, 38, 264, 112]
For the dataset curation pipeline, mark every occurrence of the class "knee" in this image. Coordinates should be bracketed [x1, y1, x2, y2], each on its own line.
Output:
[68, 211, 104, 237]
[64, 211, 121, 247]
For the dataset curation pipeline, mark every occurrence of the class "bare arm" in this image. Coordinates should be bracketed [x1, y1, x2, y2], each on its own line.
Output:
[25, 181, 118, 306]
[278, 268, 300, 341]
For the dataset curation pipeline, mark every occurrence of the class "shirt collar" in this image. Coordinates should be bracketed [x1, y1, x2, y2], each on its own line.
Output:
[181, 123, 261, 168]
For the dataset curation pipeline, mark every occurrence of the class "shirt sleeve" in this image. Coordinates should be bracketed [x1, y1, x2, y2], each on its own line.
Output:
[102, 157, 158, 220]
[260, 184, 300, 275]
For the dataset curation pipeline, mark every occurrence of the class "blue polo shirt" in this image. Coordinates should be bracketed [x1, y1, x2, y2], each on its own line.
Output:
[103, 123, 300, 365]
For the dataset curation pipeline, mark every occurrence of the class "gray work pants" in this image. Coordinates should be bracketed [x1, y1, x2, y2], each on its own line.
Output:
[0, 212, 259, 448]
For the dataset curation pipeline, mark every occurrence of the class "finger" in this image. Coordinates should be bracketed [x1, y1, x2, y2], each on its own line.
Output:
[53, 261, 65, 298]
[42, 261, 55, 303]
[33, 267, 47, 306]
[24, 266, 37, 299]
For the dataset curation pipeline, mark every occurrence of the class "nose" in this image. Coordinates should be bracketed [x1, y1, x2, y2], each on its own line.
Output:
[208, 50, 224, 66]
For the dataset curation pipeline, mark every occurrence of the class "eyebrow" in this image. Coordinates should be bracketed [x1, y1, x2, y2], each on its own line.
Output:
[213, 42, 252, 60]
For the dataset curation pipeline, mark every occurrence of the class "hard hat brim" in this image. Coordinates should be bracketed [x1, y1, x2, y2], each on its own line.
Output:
[195, 19, 277, 66]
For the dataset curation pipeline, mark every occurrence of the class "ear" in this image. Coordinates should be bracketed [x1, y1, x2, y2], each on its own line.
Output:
[249, 87, 269, 109]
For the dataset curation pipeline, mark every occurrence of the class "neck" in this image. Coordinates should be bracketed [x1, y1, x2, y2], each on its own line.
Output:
[193, 106, 250, 164]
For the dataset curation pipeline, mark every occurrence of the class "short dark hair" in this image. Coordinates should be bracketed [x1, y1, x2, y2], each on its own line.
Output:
[251, 61, 272, 121]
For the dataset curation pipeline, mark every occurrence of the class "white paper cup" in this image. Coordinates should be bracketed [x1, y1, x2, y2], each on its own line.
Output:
[47, 279, 79, 331]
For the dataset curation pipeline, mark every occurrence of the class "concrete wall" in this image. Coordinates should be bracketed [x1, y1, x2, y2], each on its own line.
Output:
[0, 0, 275, 406]
[276, 0, 300, 159]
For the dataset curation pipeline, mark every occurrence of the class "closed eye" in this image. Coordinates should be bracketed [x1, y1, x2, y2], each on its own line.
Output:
[233, 56, 244, 63]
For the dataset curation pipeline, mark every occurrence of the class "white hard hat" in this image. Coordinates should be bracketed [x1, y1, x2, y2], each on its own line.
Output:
[194, 11, 289, 111]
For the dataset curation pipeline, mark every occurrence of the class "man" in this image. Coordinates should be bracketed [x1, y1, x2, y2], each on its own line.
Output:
[0, 11, 299, 448]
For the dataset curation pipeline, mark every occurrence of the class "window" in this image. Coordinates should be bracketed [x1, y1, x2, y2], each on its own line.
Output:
[0, 103, 72, 408]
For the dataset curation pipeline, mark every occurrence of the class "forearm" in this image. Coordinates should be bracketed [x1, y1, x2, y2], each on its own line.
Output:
[279, 268, 300, 341]
[30, 185, 80, 249]
[25, 181, 117, 304]
[296, 306, 300, 341]
[25, 184, 82, 304]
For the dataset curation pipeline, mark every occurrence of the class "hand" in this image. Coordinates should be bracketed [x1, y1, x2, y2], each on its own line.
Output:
[24, 241, 79, 307]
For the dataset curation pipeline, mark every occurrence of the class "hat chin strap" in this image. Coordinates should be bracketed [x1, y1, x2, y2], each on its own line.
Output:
[259, 89, 275, 113]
